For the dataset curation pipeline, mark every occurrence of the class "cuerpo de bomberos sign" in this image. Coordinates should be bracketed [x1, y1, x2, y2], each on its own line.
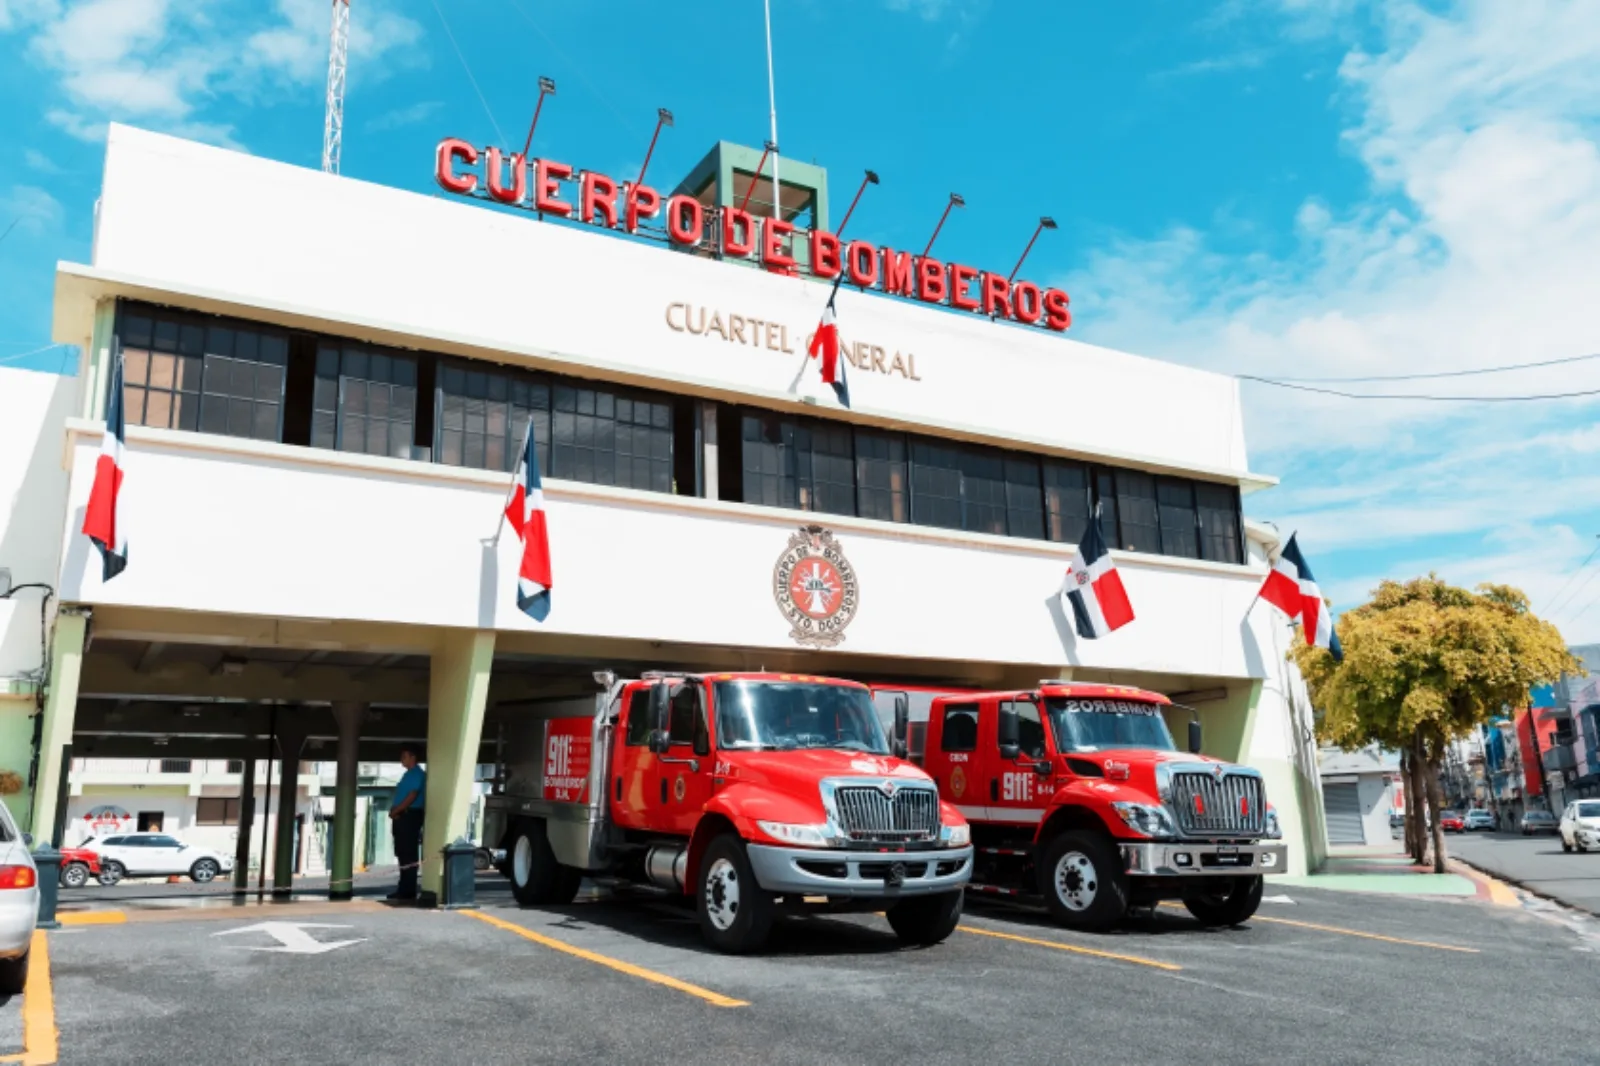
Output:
[434, 139, 1072, 334]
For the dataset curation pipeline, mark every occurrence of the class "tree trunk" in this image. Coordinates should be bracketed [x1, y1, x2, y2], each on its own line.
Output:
[1408, 733, 1429, 865]
[1400, 749, 1417, 857]
[1425, 744, 1449, 874]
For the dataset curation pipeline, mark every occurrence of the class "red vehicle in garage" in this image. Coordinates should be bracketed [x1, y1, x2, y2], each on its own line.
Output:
[877, 681, 1287, 930]
[482, 672, 974, 954]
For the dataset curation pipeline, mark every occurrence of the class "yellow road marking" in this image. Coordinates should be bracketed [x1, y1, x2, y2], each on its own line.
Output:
[1248, 914, 1479, 953]
[57, 911, 126, 926]
[959, 925, 1182, 971]
[1484, 879, 1519, 908]
[2, 930, 59, 1066]
[461, 910, 749, 1008]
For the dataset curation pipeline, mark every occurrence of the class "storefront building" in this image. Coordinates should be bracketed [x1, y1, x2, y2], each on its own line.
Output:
[0, 124, 1327, 892]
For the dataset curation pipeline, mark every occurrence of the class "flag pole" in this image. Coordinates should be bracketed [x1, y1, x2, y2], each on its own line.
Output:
[762, 0, 781, 222]
[492, 416, 535, 544]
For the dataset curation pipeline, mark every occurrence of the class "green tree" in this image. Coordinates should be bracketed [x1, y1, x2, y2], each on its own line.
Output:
[1295, 576, 1576, 872]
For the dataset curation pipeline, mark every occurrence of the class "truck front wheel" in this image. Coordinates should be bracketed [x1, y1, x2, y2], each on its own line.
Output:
[886, 890, 963, 946]
[696, 835, 774, 954]
[1182, 875, 1264, 927]
[1039, 831, 1129, 931]
[508, 820, 582, 906]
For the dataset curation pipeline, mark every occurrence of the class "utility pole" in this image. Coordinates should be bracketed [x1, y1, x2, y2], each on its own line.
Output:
[322, 0, 351, 174]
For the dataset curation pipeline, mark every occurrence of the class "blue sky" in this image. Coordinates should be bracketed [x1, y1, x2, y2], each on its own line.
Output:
[4, 0, 1600, 640]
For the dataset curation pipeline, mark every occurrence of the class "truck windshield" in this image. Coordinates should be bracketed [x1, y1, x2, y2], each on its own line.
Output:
[1047, 698, 1176, 753]
[713, 680, 891, 754]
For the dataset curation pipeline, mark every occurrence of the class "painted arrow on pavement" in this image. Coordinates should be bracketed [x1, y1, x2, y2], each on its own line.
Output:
[212, 921, 367, 954]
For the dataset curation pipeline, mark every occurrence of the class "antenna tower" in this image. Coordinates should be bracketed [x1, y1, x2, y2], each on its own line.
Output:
[322, 0, 350, 174]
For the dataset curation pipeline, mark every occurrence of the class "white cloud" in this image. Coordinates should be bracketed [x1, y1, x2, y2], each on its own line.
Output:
[1062, 0, 1600, 639]
[363, 99, 442, 134]
[22, 147, 62, 173]
[6, 0, 423, 148]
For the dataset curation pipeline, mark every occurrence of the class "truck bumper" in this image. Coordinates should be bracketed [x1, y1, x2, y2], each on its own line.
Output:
[1120, 841, 1287, 877]
[746, 844, 973, 899]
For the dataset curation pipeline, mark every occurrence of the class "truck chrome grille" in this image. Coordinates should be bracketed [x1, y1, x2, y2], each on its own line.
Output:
[831, 785, 940, 843]
[1170, 772, 1267, 837]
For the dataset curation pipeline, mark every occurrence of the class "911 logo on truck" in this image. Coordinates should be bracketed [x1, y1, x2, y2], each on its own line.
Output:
[543, 718, 592, 803]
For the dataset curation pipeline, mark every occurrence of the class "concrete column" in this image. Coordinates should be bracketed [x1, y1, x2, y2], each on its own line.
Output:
[30, 608, 89, 840]
[232, 756, 256, 892]
[329, 702, 365, 900]
[272, 732, 306, 897]
[421, 629, 495, 899]
[701, 401, 719, 500]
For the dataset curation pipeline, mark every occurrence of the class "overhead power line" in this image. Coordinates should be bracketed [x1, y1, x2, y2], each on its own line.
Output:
[429, 0, 509, 148]
[1266, 352, 1600, 383]
[1238, 376, 1600, 402]
[1547, 537, 1600, 616]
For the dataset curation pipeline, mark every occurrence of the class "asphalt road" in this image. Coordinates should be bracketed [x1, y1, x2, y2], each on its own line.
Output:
[1450, 829, 1600, 915]
[9, 875, 1599, 1066]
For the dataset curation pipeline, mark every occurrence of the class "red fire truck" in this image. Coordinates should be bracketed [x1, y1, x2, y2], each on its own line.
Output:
[876, 681, 1286, 930]
[482, 671, 974, 953]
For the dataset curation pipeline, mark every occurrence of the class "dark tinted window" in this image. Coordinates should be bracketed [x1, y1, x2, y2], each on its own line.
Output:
[855, 430, 907, 522]
[1095, 470, 1120, 546]
[118, 307, 286, 441]
[313, 342, 418, 459]
[1196, 482, 1242, 564]
[1156, 478, 1198, 559]
[1000, 700, 1047, 759]
[941, 704, 979, 752]
[625, 688, 654, 747]
[1004, 456, 1045, 539]
[668, 685, 706, 747]
[741, 414, 853, 516]
[1114, 471, 1161, 553]
[1044, 462, 1091, 542]
[910, 441, 965, 530]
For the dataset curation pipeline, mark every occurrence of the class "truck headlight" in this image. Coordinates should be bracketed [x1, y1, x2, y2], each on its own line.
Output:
[940, 823, 970, 848]
[756, 821, 833, 848]
[1264, 806, 1283, 840]
[1112, 802, 1176, 838]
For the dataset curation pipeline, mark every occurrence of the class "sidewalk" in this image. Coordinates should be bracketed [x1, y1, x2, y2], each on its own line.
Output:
[1275, 841, 1519, 906]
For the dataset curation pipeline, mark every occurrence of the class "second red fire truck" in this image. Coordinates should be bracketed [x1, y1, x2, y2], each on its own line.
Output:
[877, 681, 1287, 930]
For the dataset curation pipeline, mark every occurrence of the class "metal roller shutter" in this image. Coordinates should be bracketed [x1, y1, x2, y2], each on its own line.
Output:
[1323, 781, 1365, 845]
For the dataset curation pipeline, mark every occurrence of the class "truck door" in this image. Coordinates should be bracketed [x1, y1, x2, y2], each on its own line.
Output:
[928, 699, 984, 821]
[610, 683, 658, 832]
[653, 681, 714, 837]
[990, 698, 1050, 827]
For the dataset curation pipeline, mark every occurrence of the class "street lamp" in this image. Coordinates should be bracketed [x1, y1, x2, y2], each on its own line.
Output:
[921, 193, 964, 258]
[835, 169, 880, 237]
[1007, 216, 1057, 283]
[637, 108, 674, 187]
[521, 76, 557, 157]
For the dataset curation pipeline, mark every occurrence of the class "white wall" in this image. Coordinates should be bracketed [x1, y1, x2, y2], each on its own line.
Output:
[0, 366, 76, 684]
[57, 425, 1286, 681]
[82, 125, 1258, 483]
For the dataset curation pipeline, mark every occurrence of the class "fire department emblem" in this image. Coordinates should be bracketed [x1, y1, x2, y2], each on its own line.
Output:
[950, 766, 967, 797]
[772, 525, 860, 648]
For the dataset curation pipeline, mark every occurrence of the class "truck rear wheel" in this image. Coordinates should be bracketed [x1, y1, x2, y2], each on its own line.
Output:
[696, 834, 774, 954]
[508, 820, 582, 906]
[886, 890, 963, 946]
[1182, 875, 1264, 927]
[1039, 831, 1129, 931]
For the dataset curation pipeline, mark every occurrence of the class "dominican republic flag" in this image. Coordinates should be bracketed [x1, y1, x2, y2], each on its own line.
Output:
[1060, 507, 1135, 639]
[503, 417, 553, 621]
[806, 278, 850, 408]
[1257, 534, 1342, 661]
[82, 347, 128, 581]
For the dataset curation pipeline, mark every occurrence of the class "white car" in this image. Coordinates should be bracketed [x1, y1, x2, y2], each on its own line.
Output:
[86, 832, 235, 883]
[0, 802, 39, 994]
[1559, 800, 1600, 853]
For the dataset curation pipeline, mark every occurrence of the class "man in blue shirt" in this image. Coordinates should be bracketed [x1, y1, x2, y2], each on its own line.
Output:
[388, 744, 426, 901]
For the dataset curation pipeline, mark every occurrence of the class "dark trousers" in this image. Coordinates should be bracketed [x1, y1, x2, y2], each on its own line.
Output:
[393, 808, 424, 897]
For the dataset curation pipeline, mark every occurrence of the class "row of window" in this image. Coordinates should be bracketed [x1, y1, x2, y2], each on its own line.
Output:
[737, 411, 1243, 563]
[113, 301, 1244, 564]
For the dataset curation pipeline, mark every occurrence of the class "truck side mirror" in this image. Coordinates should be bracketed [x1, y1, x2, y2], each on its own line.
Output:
[997, 704, 1020, 761]
[1188, 720, 1203, 755]
[650, 683, 670, 735]
[892, 694, 909, 759]
[648, 729, 670, 755]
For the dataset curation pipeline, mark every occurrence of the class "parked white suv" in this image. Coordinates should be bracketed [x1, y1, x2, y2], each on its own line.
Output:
[0, 802, 39, 994]
[1559, 800, 1600, 853]
[86, 833, 234, 883]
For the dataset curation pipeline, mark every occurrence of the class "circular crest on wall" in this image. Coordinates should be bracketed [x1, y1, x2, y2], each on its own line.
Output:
[772, 525, 860, 648]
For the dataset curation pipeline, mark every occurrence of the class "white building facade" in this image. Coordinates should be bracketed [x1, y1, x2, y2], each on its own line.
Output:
[0, 125, 1328, 892]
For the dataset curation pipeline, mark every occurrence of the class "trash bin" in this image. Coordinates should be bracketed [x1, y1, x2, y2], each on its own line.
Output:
[440, 837, 477, 910]
[31, 842, 62, 930]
